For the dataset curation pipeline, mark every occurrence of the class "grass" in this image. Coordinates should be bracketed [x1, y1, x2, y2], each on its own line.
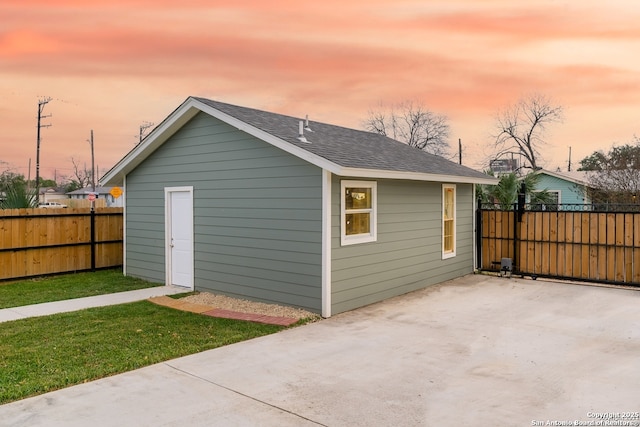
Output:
[0, 301, 284, 404]
[0, 269, 160, 309]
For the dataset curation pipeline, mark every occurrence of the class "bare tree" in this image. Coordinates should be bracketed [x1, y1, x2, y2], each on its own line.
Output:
[363, 100, 450, 157]
[62, 157, 92, 192]
[492, 94, 563, 171]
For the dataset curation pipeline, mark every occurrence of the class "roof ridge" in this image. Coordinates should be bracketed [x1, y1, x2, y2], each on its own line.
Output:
[193, 96, 388, 139]
[192, 96, 493, 180]
[102, 96, 497, 186]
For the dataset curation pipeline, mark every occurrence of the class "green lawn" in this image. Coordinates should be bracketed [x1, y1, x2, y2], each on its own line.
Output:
[0, 269, 160, 309]
[0, 301, 284, 404]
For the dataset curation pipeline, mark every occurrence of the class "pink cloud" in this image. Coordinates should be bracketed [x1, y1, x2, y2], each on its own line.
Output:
[2, 0, 640, 177]
[0, 30, 61, 56]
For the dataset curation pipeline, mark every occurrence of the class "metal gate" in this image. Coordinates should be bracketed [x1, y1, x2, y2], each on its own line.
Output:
[477, 202, 640, 287]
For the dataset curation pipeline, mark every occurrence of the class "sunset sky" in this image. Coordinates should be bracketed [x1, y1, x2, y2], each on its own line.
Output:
[2, 0, 640, 183]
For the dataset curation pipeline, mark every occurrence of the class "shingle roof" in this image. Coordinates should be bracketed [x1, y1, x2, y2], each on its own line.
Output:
[102, 96, 497, 186]
[66, 186, 113, 195]
[538, 169, 590, 186]
[194, 97, 491, 181]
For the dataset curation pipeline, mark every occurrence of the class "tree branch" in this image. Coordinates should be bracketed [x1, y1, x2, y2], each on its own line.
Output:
[363, 100, 450, 157]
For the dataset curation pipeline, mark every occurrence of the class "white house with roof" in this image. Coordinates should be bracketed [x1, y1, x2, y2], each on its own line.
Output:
[66, 186, 123, 207]
[102, 96, 497, 317]
[38, 187, 68, 204]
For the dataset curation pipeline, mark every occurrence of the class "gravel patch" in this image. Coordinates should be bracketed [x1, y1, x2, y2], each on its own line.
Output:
[181, 292, 320, 321]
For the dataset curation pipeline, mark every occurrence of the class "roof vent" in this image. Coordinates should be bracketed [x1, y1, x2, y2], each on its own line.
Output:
[297, 120, 310, 143]
[304, 115, 313, 132]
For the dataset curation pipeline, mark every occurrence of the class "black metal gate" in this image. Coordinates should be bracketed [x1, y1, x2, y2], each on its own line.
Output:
[477, 201, 640, 287]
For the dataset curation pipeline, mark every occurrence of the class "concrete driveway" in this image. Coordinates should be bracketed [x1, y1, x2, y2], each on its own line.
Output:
[1, 275, 639, 427]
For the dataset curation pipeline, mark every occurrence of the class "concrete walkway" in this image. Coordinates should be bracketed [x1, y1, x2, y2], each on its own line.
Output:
[0, 286, 185, 323]
[1, 275, 639, 426]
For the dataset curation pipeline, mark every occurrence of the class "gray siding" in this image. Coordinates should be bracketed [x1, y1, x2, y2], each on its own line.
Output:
[126, 112, 323, 312]
[331, 177, 474, 314]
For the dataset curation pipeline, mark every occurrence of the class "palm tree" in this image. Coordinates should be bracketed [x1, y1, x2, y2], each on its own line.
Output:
[0, 183, 38, 209]
[477, 172, 554, 210]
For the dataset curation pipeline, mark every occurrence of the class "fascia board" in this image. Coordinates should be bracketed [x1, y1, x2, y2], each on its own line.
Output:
[102, 96, 499, 187]
[102, 98, 201, 185]
[539, 169, 590, 187]
[336, 167, 500, 185]
[195, 100, 342, 173]
[103, 97, 343, 185]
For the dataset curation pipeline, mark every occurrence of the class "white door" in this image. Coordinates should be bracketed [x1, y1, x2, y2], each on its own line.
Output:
[166, 187, 194, 289]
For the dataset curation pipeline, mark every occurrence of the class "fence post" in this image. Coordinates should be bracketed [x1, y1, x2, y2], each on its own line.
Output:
[514, 183, 526, 275]
[517, 183, 526, 222]
[90, 209, 96, 272]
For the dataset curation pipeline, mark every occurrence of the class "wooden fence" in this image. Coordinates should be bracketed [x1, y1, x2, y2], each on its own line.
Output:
[0, 207, 123, 281]
[479, 208, 640, 286]
[47, 197, 108, 208]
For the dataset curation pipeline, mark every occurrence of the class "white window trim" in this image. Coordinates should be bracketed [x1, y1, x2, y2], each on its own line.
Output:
[341, 180, 377, 246]
[442, 184, 456, 259]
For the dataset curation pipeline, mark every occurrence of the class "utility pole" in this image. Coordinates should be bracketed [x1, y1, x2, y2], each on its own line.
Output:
[89, 130, 95, 192]
[27, 158, 31, 188]
[35, 97, 52, 200]
[567, 146, 572, 172]
[87, 130, 97, 270]
[458, 138, 462, 165]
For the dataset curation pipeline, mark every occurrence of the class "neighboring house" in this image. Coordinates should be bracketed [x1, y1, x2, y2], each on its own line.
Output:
[38, 187, 68, 204]
[67, 186, 123, 207]
[102, 96, 497, 317]
[535, 169, 591, 205]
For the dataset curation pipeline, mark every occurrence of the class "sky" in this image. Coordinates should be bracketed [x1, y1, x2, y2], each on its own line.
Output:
[2, 0, 640, 183]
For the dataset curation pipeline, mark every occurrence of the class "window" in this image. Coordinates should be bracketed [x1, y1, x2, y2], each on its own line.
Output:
[341, 180, 377, 245]
[442, 184, 456, 258]
[531, 190, 560, 211]
[545, 191, 560, 211]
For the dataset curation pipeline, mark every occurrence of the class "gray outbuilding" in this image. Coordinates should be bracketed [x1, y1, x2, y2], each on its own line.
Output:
[102, 97, 497, 317]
